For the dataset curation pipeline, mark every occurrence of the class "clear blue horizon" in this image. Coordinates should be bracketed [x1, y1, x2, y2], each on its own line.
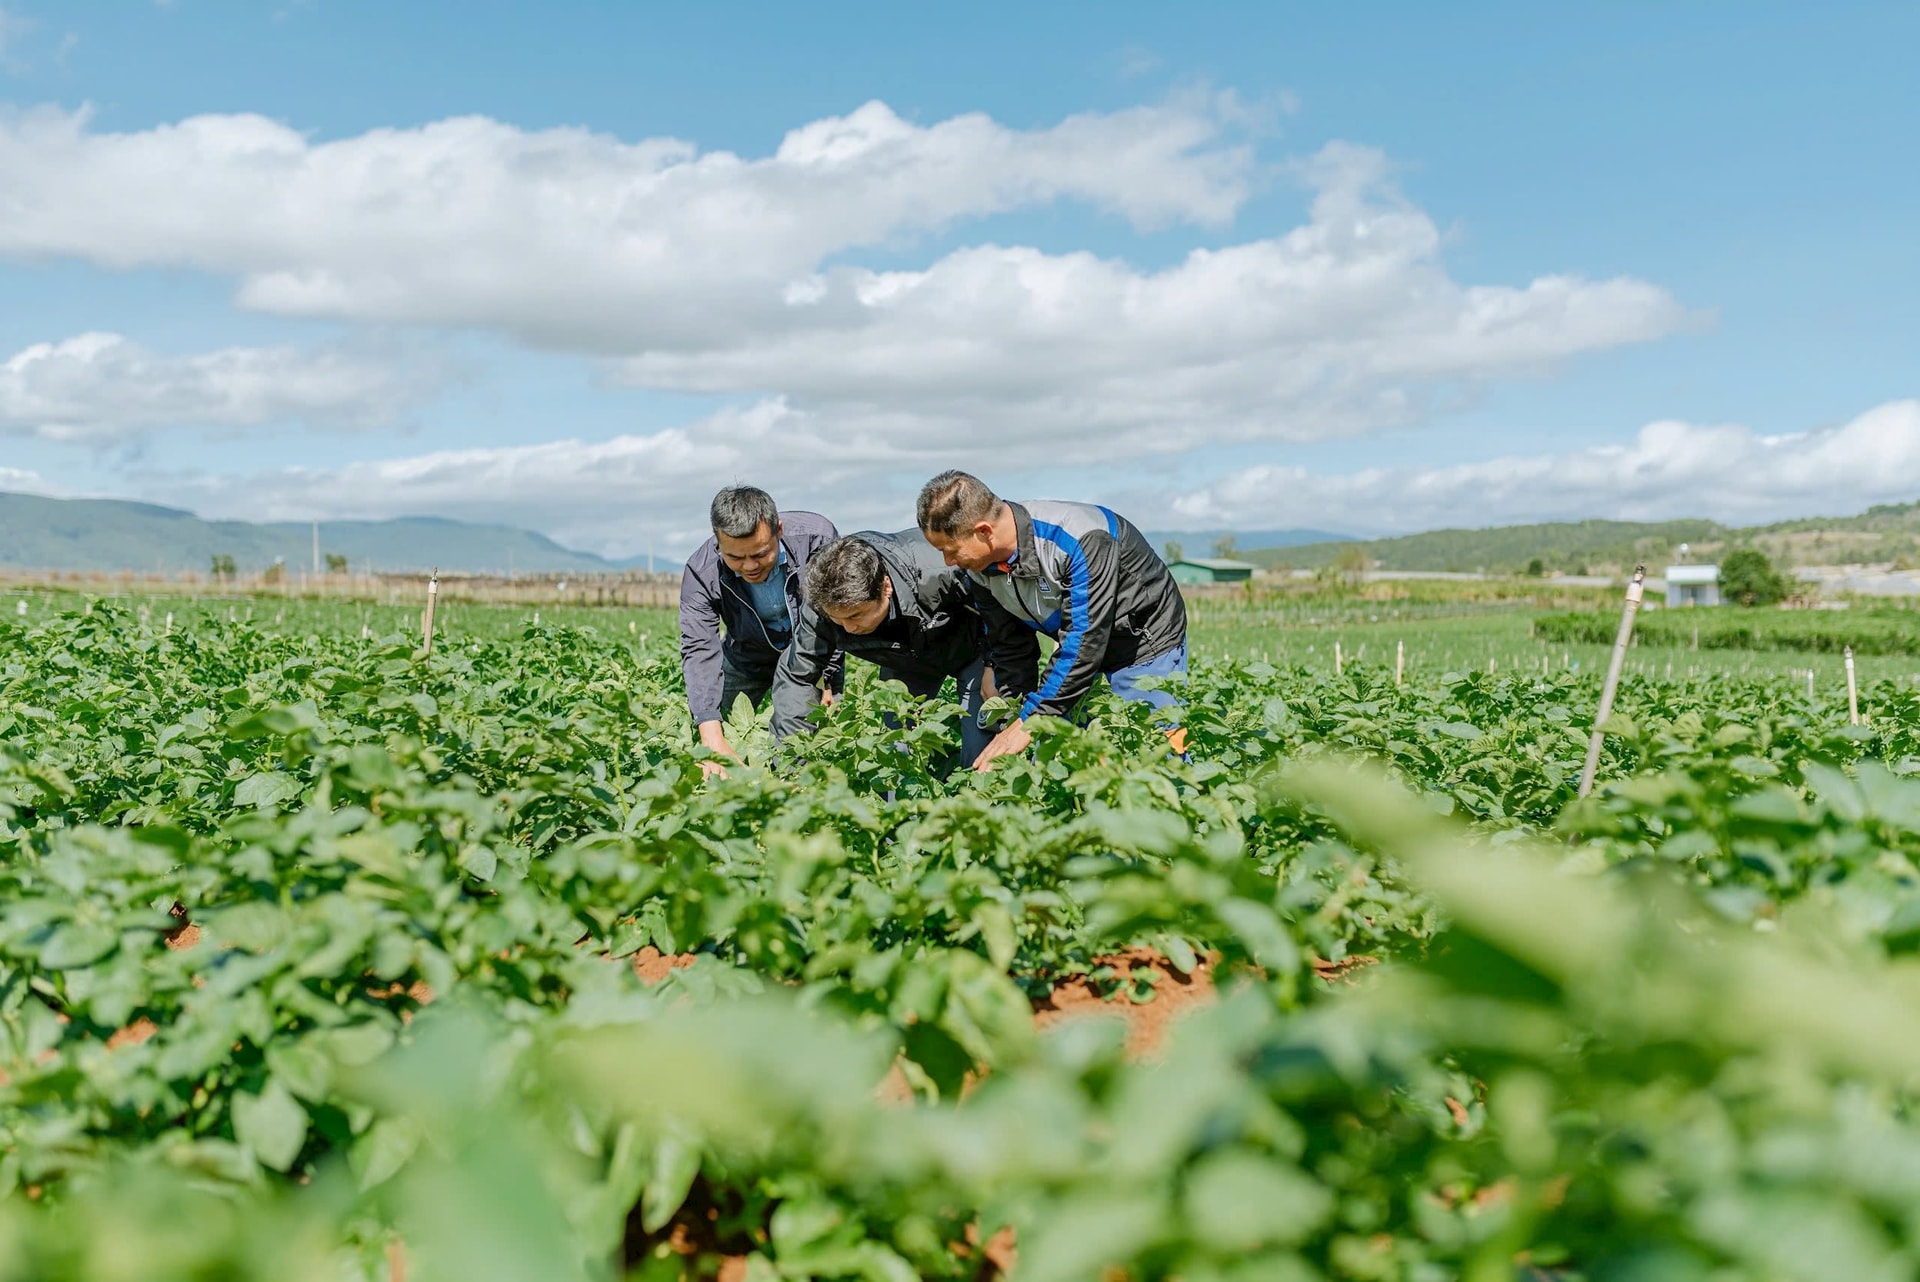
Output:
[1, 1, 1914, 554]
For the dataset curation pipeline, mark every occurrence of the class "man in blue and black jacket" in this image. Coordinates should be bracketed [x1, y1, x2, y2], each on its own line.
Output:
[678, 486, 841, 769]
[916, 470, 1188, 770]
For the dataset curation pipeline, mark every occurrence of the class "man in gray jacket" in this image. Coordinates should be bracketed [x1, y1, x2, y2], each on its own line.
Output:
[917, 470, 1188, 770]
[771, 530, 1020, 765]
[679, 486, 841, 767]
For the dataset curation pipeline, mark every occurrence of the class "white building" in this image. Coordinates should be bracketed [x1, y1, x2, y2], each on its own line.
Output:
[1665, 563, 1721, 607]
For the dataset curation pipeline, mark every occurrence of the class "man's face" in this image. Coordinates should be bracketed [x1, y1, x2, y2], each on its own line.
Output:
[716, 520, 782, 583]
[823, 579, 892, 635]
[926, 523, 1000, 573]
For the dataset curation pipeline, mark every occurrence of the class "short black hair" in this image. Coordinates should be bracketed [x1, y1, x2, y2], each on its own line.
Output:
[709, 486, 779, 540]
[804, 536, 888, 612]
[916, 470, 1000, 539]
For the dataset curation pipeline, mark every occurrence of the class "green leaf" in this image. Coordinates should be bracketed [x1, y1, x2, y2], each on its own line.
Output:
[40, 922, 117, 969]
[1017, 1192, 1165, 1282]
[641, 1132, 702, 1233]
[234, 770, 301, 809]
[350, 1116, 420, 1191]
[975, 903, 1017, 971]
[212, 902, 289, 953]
[458, 844, 499, 883]
[232, 1078, 309, 1172]
[1182, 1149, 1333, 1249]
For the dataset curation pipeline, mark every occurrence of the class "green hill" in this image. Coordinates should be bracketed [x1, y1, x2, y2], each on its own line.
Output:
[1234, 503, 1920, 575]
[0, 493, 631, 576]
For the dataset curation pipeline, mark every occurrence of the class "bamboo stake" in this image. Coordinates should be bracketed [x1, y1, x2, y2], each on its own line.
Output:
[422, 569, 440, 656]
[1845, 646, 1859, 725]
[1578, 565, 1647, 798]
[1807, 669, 1815, 699]
[1334, 641, 1343, 676]
[1395, 639, 1404, 686]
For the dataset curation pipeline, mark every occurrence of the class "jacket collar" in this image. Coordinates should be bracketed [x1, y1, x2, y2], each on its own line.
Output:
[870, 536, 927, 624]
[998, 502, 1040, 579]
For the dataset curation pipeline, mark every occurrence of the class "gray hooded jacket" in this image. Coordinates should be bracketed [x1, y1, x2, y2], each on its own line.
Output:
[678, 510, 842, 725]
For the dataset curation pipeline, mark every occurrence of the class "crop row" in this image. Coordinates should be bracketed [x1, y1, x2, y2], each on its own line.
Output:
[5, 601, 1920, 1279]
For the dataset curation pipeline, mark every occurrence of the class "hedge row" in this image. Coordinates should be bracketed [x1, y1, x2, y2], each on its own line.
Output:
[1534, 605, 1920, 655]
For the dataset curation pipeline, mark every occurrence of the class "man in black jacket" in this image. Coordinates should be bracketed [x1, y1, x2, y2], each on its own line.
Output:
[771, 530, 1021, 764]
[679, 486, 841, 768]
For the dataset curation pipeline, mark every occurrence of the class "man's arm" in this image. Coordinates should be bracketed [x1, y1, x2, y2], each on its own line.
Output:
[1020, 530, 1119, 720]
[770, 605, 837, 741]
[679, 562, 736, 759]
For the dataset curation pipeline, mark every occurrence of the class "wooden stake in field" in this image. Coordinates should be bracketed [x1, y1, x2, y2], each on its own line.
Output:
[1578, 564, 1647, 798]
[1807, 669, 1815, 699]
[1395, 639, 1404, 686]
[1845, 645, 1860, 725]
[1334, 641, 1343, 676]
[422, 568, 440, 657]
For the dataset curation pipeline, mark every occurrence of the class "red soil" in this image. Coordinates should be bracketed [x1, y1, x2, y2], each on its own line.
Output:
[1033, 946, 1216, 1058]
[632, 946, 699, 985]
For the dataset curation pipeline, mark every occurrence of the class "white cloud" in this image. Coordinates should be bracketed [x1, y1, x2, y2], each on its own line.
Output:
[1166, 400, 1920, 534]
[132, 400, 1920, 560]
[0, 103, 1687, 463]
[153, 399, 940, 555]
[0, 332, 443, 441]
[0, 97, 1252, 352]
[616, 144, 1686, 456]
[0, 465, 60, 496]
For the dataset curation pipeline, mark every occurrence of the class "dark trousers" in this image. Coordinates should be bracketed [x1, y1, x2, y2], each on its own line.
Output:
[884, 656, 992, 764]
[718, 651, 778, 722]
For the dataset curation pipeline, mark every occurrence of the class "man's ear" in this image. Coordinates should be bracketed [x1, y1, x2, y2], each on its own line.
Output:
[776, 519, 786, 540]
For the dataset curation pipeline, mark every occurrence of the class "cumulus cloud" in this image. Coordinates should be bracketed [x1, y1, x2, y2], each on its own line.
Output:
[0, 102, 1687, 461]
[619, 143, 1687, 454]
[1166, 400, 1920, 534]
[0, 97, 1252, 352]
[0, 333, 444, 441]
[135, 400, 1920, 560]
[154, 399, 943, 556]
[0, 465, 60, 496]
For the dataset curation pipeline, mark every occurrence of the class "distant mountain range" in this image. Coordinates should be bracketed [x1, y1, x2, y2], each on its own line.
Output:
[8, 489, 1915, 581]
[0, 493, 676, 576]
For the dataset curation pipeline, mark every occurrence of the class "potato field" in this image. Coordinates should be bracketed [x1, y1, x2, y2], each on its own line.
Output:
[7, 591, 1920, 1281]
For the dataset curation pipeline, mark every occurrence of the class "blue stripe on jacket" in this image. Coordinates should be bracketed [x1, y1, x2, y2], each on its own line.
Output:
[1024, 519, 1091, 718]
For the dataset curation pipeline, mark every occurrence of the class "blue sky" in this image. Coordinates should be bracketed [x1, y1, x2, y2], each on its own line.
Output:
[1, 1, 1915, 554]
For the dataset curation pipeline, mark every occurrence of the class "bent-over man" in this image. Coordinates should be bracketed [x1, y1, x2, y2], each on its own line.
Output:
[916, 470, 1188, 770]
[771, 530, 1018, 765]
[678, 486, 841, 767]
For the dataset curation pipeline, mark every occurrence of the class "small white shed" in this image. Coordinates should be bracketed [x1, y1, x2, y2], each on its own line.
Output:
[1665, 563, 1721, 607]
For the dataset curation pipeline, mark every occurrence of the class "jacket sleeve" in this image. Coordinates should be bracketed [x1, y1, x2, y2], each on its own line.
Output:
[679, 563, 727, 725]
[972, 582, 1041, 707]
[799, 519, 844, 696]
[1023, 531, 1119, 720]
[770, 605, 834, 741]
